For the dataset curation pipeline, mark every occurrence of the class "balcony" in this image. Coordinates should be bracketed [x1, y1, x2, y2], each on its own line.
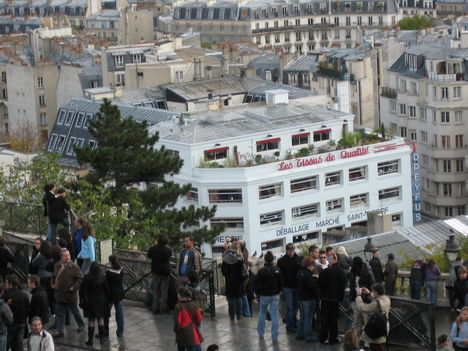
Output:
[380, 87, 397, 99]
[316, 62, 355, 81]
[252, 23, 335, 34]
[427, 72, 464, 82]
[426, 145, 468, 158]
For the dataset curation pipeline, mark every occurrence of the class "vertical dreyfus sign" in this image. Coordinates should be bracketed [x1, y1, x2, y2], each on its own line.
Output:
[412, 152, 422, 222]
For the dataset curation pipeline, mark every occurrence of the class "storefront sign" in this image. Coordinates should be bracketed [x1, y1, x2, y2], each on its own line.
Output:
[412, 152, 421, 222]
[278, 145, 382, 171]
[276, 224, 310, 237]
[215, 235, 243, 244]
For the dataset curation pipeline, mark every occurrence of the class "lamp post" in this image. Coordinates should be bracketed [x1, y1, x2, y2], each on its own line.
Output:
[444, 231, 460, 265]
[364, 236, 377, 262]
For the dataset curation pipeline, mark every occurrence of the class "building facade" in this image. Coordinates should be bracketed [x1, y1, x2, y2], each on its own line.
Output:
[169, 0, 400, 54]
[155, 91, 414, 256]
[380, 45, 468, 218]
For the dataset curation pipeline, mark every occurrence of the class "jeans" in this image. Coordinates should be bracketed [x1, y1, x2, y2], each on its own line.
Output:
[56, 302, 85, 333]
[227, 297, 242, 320]
[297, 300, 317, 342]
[0, 333, 6, 351]
[426, 280, 437, 305]
[106, 300, 124, 337]
[152, 274, 169, 313]
[177, 345, 201, 351]
[410, 280, 422, 300]
[6, 324, 24, 351]
[81, 258, 91, 274]
[241, 294, 251, 317]
[46, 222, 57, 246]
[257, 295, 280, 340]
[282, 287, 298, 330]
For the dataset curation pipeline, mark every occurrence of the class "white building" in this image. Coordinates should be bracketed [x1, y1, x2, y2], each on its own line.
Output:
[155, 90, 414, 256]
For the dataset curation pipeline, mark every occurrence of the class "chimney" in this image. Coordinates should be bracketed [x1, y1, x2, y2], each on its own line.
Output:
[198, 56, 204, 78]
[265, 89, 289, 106]
[206, 65, 212, 79]
[367, 211, 392, 235]
[221, 55, 229, 74]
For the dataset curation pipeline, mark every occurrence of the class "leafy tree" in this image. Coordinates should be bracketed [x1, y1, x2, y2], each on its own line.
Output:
[75, 99, 223, 247]
[397, 15, 433, 30]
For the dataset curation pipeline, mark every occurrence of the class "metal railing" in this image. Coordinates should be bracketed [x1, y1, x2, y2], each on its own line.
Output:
[0, 201, 47, 236]
[113, 248, 218, 318]
[339, 296, 436, 351]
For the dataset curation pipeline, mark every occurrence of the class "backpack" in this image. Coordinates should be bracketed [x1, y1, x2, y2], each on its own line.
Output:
[191, 288, 208, 314]
[364, 299, 388, 339]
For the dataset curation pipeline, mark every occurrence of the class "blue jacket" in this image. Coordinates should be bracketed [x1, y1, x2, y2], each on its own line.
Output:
[78, 236, 96, 261]
[451, 321, 468, 349]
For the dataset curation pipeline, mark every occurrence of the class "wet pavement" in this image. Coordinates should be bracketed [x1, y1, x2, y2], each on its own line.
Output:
[53, 299, 455, 351]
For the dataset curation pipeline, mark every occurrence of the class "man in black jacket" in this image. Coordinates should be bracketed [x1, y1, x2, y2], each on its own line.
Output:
[0, 237, 13, 280]
[147, 234, 172, 314]
[319, 253, 346, 345]
[4, 274, 30, 351]
[254, 251, 283, 342]
[277, 243, 302, 332]
[47, 189, 70, 246]
[369, 250, 384, 284]
[28, 275, 49, 325]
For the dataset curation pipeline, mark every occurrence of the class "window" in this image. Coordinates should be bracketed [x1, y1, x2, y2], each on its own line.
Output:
[456, 159, 464, 172]
[409, 129, 417, 141]
[441, 135, 450, 148]
[211, 217, 244, 230]
[260, 210, 284, 226]
[292, 133, 309, 146]
[204, 147, 228, 160]
[56, 135, 66, 152]
[399, 79, 407, 92]
[432, 110, 437, 123]
[443, 183, 452, 196]
[186, 188, 198, 201]
[390, 100, 397, 112]
[295, 31, 302, 41]
[256, 138, 280, 152]
[399, 104, 406, 115]
[455, 135, 464, 148]
[88, 140, 96, 149]
[64, 111, 74, 126]
[76, 112, 85, 127]
[325, 171, 341, 186]
[334, 17, 339, 26]
[441, 87, 448, 99]
[346, 17, 351, 26]
[48, 134, 58, 151]
[350, 193, 368, 207]
[458, 206, 466, 215]
[392, 213, 402, 225]
[284, 33, 290, 42]
[84, 114, 92, 129]
[400, 127, 407, 138]
[1, 72, 6, 83]
[368, 16, 373, 25]
[455, 111, 463, 123]
[37, 77, 43, 88]
[57, 110, 66, 125]
[76, 138, 85, 147]
[292, 203, 319, 219]
[208, 189, 242, 203]
[116, 73, 125, 87]
[114, 55, 124, 67]
[313, 129, 330, 142]
[357, 16, 362, 25]
[66, 137, 76, 156]
[421, 130, 428, 142]
[40, 113, 47, 126]
[390, 123, 397, 135]
[259, 183, 282, 200]
[453, 86, 461, 98]
[167, 149, 179, 157]
[378, 187, 401, 200]
[441, 111, 450, 123]
[422, 154, 429, 165]
[290, 176, 317, 193]
[349, 166, 366, 181]
[378, 160, 399, 175]
[326, 198, 343, 212]
[39, 95, 45, 106]
[445, 207, 453, 217]
[420, 107, 427, 121]
[410, 81, 417, 94]
[443, 160, 451, 173]
[433, 134, 438, 147]
[175, 71, 184, 81]
[409, 106, 416, 118]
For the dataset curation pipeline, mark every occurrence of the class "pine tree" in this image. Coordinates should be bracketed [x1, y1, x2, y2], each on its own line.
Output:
[75, 99, 223, 247]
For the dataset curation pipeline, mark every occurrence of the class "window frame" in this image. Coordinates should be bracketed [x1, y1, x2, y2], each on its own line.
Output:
[290, 176, 317, 193]
[259, 182, 283, 200]
[325, 171, 341, 186]
[208, 189, 242, 203]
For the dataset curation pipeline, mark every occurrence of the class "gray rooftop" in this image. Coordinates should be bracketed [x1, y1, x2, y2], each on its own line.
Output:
[340, 215, 468, 264]
[159, 102, 348, 144]
[283, 54, 318, 73]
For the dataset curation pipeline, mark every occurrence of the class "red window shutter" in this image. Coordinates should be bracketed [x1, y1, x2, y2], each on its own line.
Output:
[204, 146, 229, 154]
[313, 129, 331, 135]
[256, 137, 281, 145]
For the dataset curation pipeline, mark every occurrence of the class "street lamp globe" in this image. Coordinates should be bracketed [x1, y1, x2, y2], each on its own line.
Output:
[364, 237, 377, 262]
[444, 231, 460, 263]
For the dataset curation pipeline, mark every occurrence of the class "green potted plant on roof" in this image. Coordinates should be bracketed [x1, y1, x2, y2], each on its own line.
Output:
[377, 2, 385, 10]
[356, 2, 363, 11]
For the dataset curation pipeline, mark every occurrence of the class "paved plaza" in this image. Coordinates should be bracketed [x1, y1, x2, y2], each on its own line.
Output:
[53, 299, 455, 351]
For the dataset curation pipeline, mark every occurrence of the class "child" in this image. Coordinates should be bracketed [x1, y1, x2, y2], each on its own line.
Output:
[187, 271, 207, 314]
[206, 345, 219, 351]
[174, 287, 203, 351]
[437, 334, 452, 351]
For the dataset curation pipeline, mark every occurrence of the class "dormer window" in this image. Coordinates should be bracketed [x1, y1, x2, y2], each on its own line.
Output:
[408, 54, 417, 71]
[114, 55, 124, 67]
